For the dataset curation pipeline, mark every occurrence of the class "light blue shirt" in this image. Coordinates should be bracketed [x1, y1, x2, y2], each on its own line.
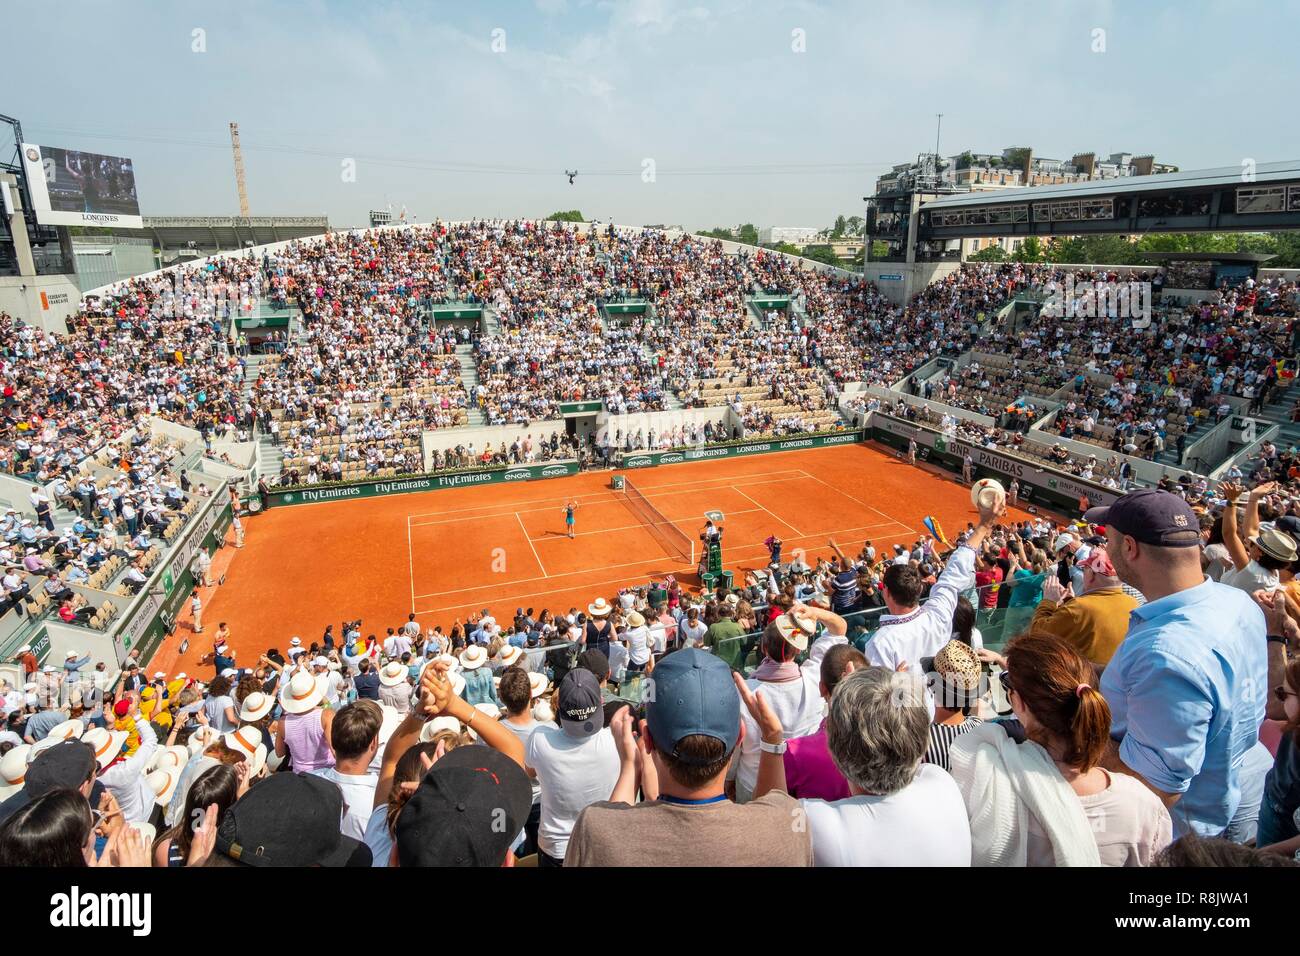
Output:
[1100, 578, 1267, 838]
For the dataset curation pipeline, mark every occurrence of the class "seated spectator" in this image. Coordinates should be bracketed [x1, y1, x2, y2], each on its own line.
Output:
[921, 640, 985, 772]
[742, 665, 971, 866]
[1027, 549, 1138, 666]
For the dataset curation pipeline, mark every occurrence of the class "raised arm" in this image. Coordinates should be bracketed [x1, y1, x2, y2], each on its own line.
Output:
[1219, 481, 1251, 573]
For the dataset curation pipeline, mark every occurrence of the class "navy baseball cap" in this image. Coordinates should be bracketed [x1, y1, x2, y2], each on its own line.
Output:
[645, 649, 740, 763]
[1085, 489, 1200, 548]
[557, 668, 604, 738]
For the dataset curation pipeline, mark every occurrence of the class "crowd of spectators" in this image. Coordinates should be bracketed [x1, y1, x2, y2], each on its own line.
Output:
[4, 473, 1300, 868]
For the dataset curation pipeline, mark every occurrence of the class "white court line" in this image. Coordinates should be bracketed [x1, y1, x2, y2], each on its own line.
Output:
[411, 521, 913, 602]
[517, 512, 549, 578]
[407, 473, 808, 529]
[731, 485, 804, 537]
[406, 515, 416, 615]
[402, 468, 810, 521]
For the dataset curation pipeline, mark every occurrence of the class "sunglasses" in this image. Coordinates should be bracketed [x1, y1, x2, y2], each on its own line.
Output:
[999, 670, 1014, 698]
[1275, 685, 1299, 703]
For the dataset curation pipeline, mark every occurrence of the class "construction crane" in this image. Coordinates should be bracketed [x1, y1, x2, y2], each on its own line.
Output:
[229, 122, 250, 218]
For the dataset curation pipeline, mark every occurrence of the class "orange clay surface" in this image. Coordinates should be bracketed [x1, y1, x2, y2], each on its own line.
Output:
[148, 441, 1051, 676]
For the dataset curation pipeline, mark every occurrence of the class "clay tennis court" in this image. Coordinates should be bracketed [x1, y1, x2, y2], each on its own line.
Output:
[150, 441, 1048, 674]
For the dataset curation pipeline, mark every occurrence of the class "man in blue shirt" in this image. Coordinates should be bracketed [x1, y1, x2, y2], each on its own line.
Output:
[1089, 489, 1269, 840]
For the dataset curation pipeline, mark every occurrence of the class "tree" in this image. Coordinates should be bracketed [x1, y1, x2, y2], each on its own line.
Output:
[544, 210, 585, 222]
[698, 227, 735, 241]
[1013, 236, 1043, 262]
[845, 215, 864, 237]
[969, 244, 1008, 262]
[800, 245, 843, 266]
[830, 215, 847, 239]
[737, 223, 759, 246]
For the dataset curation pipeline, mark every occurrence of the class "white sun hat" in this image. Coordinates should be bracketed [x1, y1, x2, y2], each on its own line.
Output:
[279, 669, 324, 715]
[499, 645, 523, 668]
[239, 691, 274, 723]
[146, 766, 181, 806]
[460, 645, 488, 671]
[187, 724, 220, 757]
[223, 726, 268, 778]
[0, 745, 31, 800]
[528, 672, 551, 700]
[45, 718, 85, 742]
[419, 715, 463, 742]
[465, 702, 501, 741]
[81, 727, 129, 770]
[379, 661, 409, 687]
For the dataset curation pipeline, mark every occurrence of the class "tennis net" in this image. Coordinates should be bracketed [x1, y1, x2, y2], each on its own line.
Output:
[620, 478, 695, 566]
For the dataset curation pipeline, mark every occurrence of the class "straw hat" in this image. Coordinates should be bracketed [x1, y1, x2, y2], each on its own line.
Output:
[1252, 526, 1298, 563]
[279, 669, 324, 714]
[769, 610, 816, 653]
[528, 672, 551, 700]
[499, 645, 523, 668]
[0, 745, 31, 800]
[81, 727, 129, 770]
[223, 726, 268, 777]
[379, 661, 409, 687]
[625, 611, 646, 628]
[239, 691, 274, 723]
[146, 767, 181, 806]
[460, 645, 488, 671]
[587, 598, 612, 617]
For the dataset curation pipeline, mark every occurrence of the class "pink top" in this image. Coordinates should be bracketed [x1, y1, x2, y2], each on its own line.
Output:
[282, 710, 334, 773]
[783, 721, 851, 801]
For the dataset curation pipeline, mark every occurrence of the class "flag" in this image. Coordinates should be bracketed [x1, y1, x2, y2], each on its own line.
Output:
[923, 515, 949, 547]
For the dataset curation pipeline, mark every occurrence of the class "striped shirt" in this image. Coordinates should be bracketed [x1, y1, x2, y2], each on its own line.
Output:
[925, 716, 983, 772]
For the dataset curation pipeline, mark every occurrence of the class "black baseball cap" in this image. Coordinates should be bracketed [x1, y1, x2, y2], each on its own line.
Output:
[215, 773, 372, 867]
[1085, 489, 1201, 548]
[395, 746, 532, 867]
[557, 668, 604, 738]
[0, 740, 98, 825]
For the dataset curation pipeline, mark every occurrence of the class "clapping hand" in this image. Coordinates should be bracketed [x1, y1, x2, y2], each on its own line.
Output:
[732, 671, 784, 745]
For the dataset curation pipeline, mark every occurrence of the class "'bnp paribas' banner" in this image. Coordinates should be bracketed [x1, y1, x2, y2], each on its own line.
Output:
[870, 415, 1119, 512]
[266, 461, 580, 507]
[621, 430, 862, 468]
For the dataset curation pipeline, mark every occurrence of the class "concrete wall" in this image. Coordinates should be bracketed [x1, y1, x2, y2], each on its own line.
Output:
[0, 274, 80, 333]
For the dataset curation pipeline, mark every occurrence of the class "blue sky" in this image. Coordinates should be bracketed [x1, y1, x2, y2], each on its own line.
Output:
[8, 0, 1299, 230]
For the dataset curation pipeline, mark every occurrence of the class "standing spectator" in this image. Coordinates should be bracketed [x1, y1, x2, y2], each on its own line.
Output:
[275, 670, 335, 774]
[921, 640, 985, 772]
[951, 632, 1172, 865]
[524, 669, 620, 866]
[1029, 549, 1138, 667]
[866, 495, 1000, 671]
[782, 643, 867, 800]
[1090, 490, 1270, 840]
[566, 649, 813, 867]
[310, 700, 382, 840]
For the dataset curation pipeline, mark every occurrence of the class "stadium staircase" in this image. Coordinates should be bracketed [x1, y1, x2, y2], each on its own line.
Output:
[243, 354, 285, 480]
[481, 307, 501, 337]
[1254, 378, 1300, 451]
[456, 344, 488, 426]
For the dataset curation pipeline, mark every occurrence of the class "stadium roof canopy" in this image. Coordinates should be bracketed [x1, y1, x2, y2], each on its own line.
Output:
[920, 160, 1300, 210]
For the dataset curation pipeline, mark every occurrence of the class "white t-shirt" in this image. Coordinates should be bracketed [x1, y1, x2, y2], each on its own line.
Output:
[625, 626, 651, 665]
[525, 725, 620, 860]
[800, 764, 972, 866]
[203, 695, 237, 733]
[1221, 559, 1279, 595]
[736, 673, 825, 797]
[679, 619, 708, 648]
[310, 766, 378, 841]
[607, 641, 629, 680]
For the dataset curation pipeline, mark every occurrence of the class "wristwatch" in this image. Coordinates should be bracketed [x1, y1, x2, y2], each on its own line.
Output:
[759, 739, 787, 755]
[1267, 634, 1289, 646]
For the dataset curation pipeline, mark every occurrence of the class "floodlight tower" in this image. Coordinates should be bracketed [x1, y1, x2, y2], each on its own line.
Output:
[230, 122, 250, 218]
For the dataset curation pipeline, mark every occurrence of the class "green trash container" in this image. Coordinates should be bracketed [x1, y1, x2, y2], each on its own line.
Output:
[701, 571, 717, 591]
[611, 474, 625, 490]
[721, 570, 734, 591]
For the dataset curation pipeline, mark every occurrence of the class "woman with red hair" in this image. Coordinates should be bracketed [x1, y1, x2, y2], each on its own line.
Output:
[949, 631, 1172, 866]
